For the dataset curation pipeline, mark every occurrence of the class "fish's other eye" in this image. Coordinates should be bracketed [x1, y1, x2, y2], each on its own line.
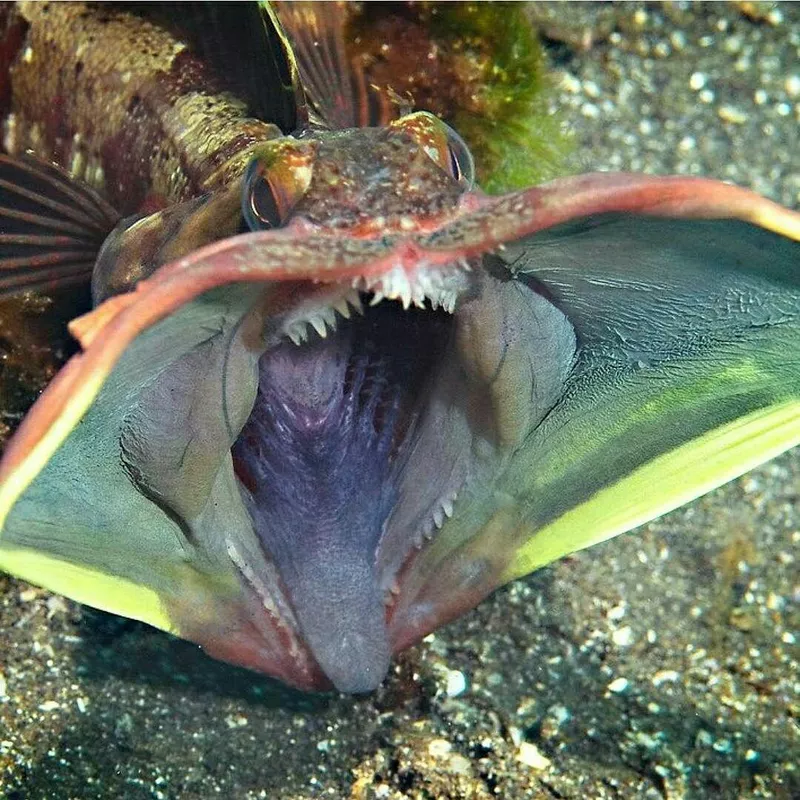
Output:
[390, 112, 475, 189]
[240, 141, 316, 232]
[242, 160, 288, 231]
[443, 123, 475, 189]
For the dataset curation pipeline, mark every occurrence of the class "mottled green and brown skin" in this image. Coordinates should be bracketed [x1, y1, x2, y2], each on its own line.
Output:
[0, 2, 281, 215]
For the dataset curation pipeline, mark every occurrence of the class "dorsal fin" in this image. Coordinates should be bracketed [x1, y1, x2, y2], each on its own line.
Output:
[271, 1, 395, 129]
[0, 154, 120, 296]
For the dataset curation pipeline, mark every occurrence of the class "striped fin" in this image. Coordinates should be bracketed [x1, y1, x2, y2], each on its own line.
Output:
[0, 154, 119, 296]
[271, 1, 395, 129]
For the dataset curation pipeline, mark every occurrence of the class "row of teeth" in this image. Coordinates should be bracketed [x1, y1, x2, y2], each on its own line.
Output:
[280, 259, 473, 345]
[353, 259, 471, 314]
[384, 487, 462, 602]
[420, 488, 460, 542]
[283, 289, 363, 345]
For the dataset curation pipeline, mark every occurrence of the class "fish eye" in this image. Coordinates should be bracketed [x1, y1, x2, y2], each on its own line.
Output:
[242, 159, 286, 231]
[442, 123, 475, 189]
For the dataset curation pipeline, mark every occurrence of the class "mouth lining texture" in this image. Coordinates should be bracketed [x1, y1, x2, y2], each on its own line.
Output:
[229, 292, 456, 691]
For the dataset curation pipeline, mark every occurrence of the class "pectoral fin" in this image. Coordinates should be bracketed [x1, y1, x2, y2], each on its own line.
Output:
[0, 154, 119, 295]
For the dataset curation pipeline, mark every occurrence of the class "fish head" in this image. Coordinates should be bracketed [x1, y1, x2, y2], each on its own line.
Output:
[243, 112, 473, 236]
[206, 114, 564, 692]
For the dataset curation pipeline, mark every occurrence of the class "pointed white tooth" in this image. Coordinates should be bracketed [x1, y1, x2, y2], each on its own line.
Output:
[442, 499, 454, 518]
[395, 272, 412, 305]
[310, 316, 327, 337]
[418, 522, 432, 544]
[433, 507, 445, 529]
[350, 294, 364, 315]
[369, 291, 384, 306]
[334, 298, 352, 318]
[322, 307, 337, 330]
[287, 322, 307, 345]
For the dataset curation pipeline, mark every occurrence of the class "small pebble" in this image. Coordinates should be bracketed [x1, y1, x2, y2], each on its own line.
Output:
[446, 754, 472, 775]
[670, 30, 686, 50]
[581, 102, 600, 119]
[444, 669, 467, 698]
[583, 80, 600, 99]
[718, 105, 747, 124]
[612, 626, 634, 647]
[652, 669, 680, 686]
[607, 603, 627, 621]
[689, 72, 706, 91]
[516, 742, 552, 770]
[607, 677, 630, 694]
[427, 739, 452, 759]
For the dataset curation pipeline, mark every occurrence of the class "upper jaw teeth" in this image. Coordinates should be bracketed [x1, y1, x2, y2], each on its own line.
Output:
[280, 259, 472, 345]
[353, 259, 471, 313]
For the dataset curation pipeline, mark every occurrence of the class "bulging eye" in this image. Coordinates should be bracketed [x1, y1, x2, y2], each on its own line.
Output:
[242, 159, 288, 231]
[240, 141, 316, 232]
[442, 123, 475, 189]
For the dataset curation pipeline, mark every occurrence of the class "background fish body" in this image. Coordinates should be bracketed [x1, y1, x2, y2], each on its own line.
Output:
[0, 1, 285, 215]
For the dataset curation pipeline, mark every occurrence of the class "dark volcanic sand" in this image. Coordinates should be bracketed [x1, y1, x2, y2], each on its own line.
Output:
[1, 4, 798, 799]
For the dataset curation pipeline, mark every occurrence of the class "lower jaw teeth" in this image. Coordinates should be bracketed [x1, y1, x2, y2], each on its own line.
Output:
[283, 288, 363, 345]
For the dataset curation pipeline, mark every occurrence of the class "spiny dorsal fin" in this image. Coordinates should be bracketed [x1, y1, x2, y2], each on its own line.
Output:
[271, 1, 395, 129]
[0, 154, 120, 296]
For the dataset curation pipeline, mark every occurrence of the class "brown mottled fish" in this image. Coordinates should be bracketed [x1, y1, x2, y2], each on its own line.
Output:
[0, 2, 797, 693]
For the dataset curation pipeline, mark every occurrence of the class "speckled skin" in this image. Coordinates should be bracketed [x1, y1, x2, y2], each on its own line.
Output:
[0, 1, 472, 300]
[0, 2, 281, 215]
[254, 116, 466, 233]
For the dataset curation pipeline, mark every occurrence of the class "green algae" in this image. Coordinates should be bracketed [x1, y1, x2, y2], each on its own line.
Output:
[348, 2, 571, 193]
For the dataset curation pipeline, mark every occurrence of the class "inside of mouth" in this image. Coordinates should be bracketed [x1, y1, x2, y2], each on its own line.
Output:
[230, 294, 454, 691]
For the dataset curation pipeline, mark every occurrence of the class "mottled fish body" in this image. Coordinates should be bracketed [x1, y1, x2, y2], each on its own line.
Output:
[0, 2, 289, 213]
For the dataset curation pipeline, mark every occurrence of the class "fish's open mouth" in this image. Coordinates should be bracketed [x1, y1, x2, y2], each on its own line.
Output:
[230, 262, 477, 692]
[107, 241, 574, 692]
[213, 250, 578, 692]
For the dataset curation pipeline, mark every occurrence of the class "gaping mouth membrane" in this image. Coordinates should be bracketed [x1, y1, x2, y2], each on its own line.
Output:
[229, 264, 480, 692]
